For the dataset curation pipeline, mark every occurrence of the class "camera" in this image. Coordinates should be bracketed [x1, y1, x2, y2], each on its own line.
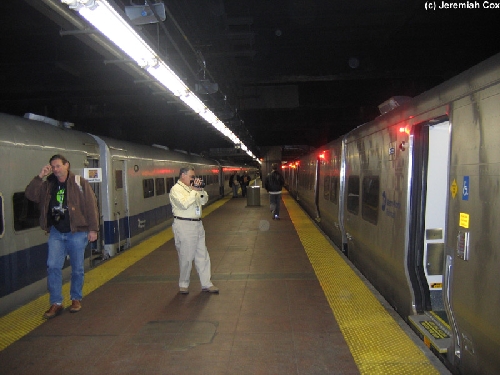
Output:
[190, 177, 206, 188]
[51, 206, 66, 223]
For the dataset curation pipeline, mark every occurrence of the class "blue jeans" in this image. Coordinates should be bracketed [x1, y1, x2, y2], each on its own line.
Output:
[47, 227, 88, 304]
[270, 193, 282, 217]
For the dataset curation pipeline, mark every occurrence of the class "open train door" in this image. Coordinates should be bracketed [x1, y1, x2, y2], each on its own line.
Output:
[111, 159, 131, 254]
[408, 120, 452, 355]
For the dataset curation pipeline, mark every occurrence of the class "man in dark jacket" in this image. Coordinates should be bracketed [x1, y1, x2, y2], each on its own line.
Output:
[241, 171, 250, 197]
[264, 163, 285, 220]
[25, 154, 99, 319]
[229, 170, 240, 198]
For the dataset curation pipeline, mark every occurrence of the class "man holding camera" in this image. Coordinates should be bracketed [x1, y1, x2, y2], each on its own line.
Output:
[25, 154, 99, 318]
[169, 166, 218, 294]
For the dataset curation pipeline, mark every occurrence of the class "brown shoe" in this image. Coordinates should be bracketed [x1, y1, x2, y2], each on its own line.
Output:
[179, 287, 189, 294]
[69, 300, 82, 313]
[202, 285, 219, 293]
[44, 304, 63, 319]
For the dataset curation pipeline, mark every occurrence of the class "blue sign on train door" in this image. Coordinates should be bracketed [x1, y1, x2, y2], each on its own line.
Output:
[462, 176, 469, 201]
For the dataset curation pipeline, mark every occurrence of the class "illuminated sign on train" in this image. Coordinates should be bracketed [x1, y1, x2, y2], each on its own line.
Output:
[381, 191, 401, 218]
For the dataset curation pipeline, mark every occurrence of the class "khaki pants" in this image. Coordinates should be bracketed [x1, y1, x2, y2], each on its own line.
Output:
[172, 219, 213, 289]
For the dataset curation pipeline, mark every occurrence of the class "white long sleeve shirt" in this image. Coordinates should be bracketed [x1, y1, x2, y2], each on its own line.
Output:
[169, 180, 209, 219]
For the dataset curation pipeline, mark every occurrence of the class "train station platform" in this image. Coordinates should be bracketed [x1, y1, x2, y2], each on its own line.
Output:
[0, 185, 450, 374]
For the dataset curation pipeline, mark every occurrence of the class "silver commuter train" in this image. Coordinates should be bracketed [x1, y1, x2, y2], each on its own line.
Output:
[0, 113, 257, 315]
[286, 52, 500, 374]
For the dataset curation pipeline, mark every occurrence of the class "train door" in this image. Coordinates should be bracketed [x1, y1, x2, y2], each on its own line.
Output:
[408, 120, 451, 354]
[342, 139, 361, 259]
[0, 193, 4, 240]
[314, 157, 321, 219]
[423, 122, 450, 306]
[86, 157, 102, 266]
[112, 159, 130, 252]
[288, 163, 299, 199]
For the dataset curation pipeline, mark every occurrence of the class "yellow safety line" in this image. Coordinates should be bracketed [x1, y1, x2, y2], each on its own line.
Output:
[0, 195, 231, 352]
[283, 194, 440, 375]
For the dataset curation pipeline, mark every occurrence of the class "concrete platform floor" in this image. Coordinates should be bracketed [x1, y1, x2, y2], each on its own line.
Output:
[0, 194, 360, 375]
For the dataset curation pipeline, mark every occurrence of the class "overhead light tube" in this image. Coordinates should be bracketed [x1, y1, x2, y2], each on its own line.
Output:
[61, 0, 259, 161]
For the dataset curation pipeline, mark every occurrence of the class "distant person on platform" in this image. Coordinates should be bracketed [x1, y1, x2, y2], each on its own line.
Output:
[25, 154, 99, 319]
[241, 171, 251, 197]
[169, 166, 219, 294]
[264, 163, 285, 220]
[229, 171, 240, 198]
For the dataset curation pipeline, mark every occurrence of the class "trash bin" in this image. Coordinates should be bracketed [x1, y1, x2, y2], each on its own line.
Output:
[247, 186, 261, 206]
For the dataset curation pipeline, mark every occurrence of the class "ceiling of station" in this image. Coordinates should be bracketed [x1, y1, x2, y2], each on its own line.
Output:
[1, 0, 499, 161]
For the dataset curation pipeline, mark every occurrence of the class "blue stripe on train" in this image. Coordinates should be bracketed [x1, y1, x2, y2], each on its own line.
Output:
[0, 241, 97, 299]
[103, 204, 172, 245]
[1, 204, 173, 298]
[0, 242, 48, 298]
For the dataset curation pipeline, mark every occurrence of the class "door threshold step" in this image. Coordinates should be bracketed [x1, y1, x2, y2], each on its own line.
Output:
[409, 312, 450, 353]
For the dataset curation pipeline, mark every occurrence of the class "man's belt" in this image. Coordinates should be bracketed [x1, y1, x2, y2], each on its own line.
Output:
[174, 216, 201, 221]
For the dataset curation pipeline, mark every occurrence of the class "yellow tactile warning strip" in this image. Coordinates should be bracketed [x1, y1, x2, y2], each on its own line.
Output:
[282, 193, 440, 375]
[0, 196, 231, 352]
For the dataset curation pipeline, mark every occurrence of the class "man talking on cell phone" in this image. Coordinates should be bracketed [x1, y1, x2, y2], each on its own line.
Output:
[25, 154, 99, 319]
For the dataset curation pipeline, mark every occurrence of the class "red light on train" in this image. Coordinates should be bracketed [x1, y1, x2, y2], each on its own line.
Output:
[319, 152, 326, 160]
[399, 125, 411, 135]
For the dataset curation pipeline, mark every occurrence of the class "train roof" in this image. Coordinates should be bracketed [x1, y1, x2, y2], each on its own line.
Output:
[92, 134, 218, 164]
[344, 52, 500, 141]
[0, 113, 98, 158]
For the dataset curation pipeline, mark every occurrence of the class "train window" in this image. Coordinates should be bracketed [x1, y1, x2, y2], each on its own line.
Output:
[347, 176, 360, 215]
[0, 193, 4, 237]
[13, 192, 40, 231]
[324, 176, 330, 200]
[155, 178, 166, 196]
[115, 170, 123, 189]
[143, 178, 155, 198]
[362, 176, 379, 225]
[166, 177, 175, 193]
[330, 177, 339, 204]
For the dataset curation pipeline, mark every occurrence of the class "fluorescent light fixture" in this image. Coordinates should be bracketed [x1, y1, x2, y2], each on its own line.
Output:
[61, 0, 259, 161]
[180, 93, 206, 114]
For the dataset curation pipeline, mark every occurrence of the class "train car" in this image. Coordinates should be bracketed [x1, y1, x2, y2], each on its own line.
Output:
[293, 53, 500, 374]
[0, 113, 252, 316]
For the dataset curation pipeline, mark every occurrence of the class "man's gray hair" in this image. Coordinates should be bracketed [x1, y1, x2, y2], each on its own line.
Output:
[179, 165, 195, 177]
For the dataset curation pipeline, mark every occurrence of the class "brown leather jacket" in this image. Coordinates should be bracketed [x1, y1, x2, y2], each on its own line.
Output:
[25, 172, 99, 233]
